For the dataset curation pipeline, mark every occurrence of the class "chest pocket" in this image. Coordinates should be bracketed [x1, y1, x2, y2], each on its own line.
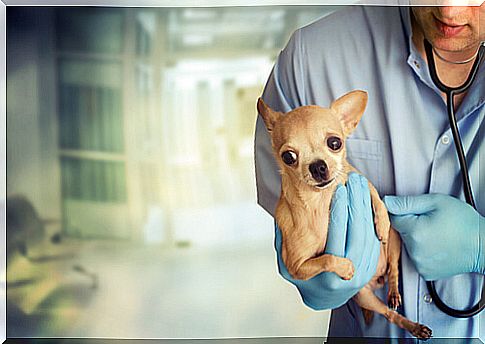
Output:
[346, 138, 383, 192]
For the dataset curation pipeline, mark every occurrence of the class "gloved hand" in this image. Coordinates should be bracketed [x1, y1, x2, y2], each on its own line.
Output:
[274, 173, 380, 310]
[384, 193, 485, 281]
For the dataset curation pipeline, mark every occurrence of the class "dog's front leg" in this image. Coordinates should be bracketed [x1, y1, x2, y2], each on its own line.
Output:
[286, 253, 355, 281]
[368, 182, 390, 245]
[279, 228, 355, 281]
[277, 198, 354, 281]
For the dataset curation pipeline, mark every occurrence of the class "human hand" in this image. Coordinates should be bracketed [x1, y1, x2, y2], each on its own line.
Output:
[274, 173, 380, 310]
[384, 193, 485, 281]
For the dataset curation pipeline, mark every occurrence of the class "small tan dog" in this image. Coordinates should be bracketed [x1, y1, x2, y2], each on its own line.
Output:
[258, 90, 432, 339]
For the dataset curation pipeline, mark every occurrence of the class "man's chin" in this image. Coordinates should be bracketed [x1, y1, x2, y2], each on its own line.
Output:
[431, 37, 481, 60]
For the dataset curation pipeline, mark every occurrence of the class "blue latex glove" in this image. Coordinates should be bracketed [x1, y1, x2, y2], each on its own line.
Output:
[274, 173, 380, 310]
[384, 193, 485, 281]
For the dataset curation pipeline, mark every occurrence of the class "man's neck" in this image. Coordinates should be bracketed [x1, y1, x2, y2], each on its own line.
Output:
[410, 13, 474, 111]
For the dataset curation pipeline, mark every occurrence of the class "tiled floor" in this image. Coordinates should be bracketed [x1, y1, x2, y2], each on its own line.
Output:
[8, 239, 330, 338]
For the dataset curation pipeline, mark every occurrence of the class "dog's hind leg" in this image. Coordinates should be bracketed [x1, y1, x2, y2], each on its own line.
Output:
[353, 287, 432, 339]
[386, 227, 402, 310]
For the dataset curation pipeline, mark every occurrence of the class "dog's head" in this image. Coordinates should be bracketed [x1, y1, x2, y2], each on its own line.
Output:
[257, 90, 367, 190]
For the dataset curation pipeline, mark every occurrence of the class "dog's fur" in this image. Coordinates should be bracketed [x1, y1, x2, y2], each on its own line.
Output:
[258, 91, 431, 339]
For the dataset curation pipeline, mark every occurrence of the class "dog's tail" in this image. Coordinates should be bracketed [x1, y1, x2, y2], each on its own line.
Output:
[362, 308, 374, 325]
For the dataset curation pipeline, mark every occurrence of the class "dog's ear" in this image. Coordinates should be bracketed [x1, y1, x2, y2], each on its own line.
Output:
[330, 90, 368, 136]
[257, 98, 282, 133]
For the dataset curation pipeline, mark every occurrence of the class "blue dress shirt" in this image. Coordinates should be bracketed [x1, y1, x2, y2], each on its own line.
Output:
[254, 6, 484, 339]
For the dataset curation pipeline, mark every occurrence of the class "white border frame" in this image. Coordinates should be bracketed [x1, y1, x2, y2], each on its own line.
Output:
[2, 1, 483, 342]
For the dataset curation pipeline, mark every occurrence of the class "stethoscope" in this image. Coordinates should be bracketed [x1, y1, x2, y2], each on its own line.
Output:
[423, 38, 485, 318]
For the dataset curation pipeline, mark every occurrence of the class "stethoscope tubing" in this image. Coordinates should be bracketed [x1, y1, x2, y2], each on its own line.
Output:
[423, 39, 485, 318]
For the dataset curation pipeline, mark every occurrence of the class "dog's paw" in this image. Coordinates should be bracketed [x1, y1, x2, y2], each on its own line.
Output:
[336, 257, 354, 280]
[387, 289, 402, 311]
[411, 323, 432, 340]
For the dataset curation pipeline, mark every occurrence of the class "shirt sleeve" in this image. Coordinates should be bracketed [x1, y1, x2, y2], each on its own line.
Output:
[255, 29, 305, 216]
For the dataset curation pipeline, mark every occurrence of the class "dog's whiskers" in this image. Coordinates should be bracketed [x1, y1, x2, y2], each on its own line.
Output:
[334, 168, 347, 183]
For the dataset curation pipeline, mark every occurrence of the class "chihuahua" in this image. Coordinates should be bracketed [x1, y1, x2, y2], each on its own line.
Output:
[258, 90, 432, 339]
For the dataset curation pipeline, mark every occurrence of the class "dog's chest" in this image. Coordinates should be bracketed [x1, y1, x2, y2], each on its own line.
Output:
[288, 195, 332, 256]
[306, 206, 330, 255]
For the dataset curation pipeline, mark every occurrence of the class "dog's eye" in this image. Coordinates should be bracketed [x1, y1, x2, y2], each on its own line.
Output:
[281, 151, 297, 166]
[327, 136, 342, 151]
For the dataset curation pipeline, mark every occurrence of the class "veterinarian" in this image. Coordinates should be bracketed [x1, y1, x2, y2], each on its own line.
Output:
[255, 4, 485, 338]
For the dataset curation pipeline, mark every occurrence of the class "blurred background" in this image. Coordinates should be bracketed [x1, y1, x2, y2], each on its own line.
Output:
[6, 6, 341, 338]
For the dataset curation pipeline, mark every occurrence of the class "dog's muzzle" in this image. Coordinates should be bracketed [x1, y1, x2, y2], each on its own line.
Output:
[309, 159, 334, 189]
[309, 159, 329, 182]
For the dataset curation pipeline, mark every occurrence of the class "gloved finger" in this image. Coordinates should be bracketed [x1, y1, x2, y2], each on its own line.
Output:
[355, 176, 379, 281]
[383, 194, 437, 216]
[364, 227, 381, 275]
[325, 184, 348, 257]
[388, 213, 419, 236]
[359, 174, 373, 229]
[346, 173, 373, 256]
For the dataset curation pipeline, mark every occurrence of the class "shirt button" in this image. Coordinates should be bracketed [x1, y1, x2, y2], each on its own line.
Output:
[424, 294, 433, 304]
[441, 135, 450, 145]
[414, 60, 420, 69]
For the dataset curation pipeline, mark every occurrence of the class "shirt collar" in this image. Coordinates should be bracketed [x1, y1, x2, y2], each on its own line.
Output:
[401, 7, 439, 93]
[461, 62, 485, 117]
[401, 6, 485, 118]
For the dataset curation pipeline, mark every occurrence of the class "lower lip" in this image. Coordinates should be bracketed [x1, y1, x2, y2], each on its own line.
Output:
[434, 18, 465, 38]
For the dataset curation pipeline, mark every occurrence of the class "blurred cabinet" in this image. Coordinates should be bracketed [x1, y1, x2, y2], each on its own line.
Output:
[56, 9, 130, 239]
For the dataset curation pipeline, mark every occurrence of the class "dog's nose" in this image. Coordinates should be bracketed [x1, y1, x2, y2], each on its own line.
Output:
[309, 160, 328, 181]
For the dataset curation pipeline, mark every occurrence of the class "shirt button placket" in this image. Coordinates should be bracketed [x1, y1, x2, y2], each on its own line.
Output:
[423, 293, 433, 304]
[441, 135, 450, 145]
